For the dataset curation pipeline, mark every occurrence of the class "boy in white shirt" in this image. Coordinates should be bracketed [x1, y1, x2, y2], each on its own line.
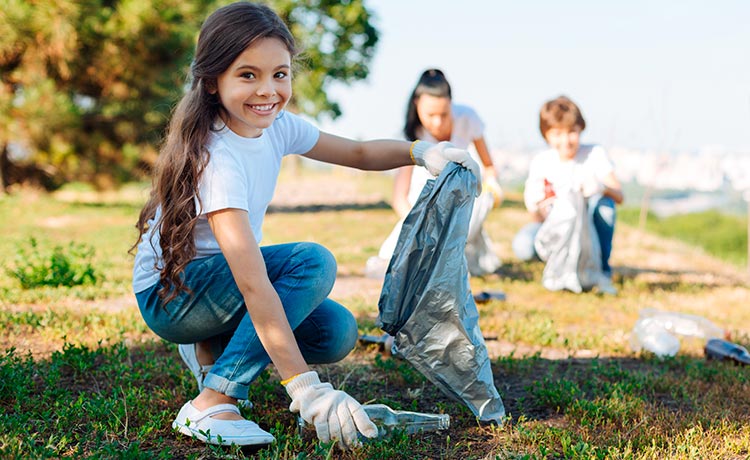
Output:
[512, 96, 623, 293]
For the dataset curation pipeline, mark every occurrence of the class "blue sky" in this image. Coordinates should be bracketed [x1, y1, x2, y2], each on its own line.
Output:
[317, 0, 750, 153]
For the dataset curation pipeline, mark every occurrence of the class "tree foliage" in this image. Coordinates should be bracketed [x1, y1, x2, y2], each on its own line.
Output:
[0, 0, 378, 190]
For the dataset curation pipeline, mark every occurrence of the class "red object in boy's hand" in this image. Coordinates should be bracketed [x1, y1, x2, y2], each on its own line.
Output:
[543, 178, 555, 199]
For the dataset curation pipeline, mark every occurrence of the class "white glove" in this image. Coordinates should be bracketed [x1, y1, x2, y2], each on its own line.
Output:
[580, 176, 605, 198]
[412, 141, 482, 195]
[482, 175, 504, 207]
[285, 371, 378, 448]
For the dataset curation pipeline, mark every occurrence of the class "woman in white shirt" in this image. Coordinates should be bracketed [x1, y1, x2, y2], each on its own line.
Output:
[373, 69, 503, 277]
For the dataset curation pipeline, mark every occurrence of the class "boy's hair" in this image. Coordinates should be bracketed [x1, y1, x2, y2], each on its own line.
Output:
[403, 68, 452, 141]
[133, 2, 297, 305]
[539, 96, 586, 138]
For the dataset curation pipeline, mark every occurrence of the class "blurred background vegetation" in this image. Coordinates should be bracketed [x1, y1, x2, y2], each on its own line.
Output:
[1, 0, 746, 269]
[0, 0, 378, 191]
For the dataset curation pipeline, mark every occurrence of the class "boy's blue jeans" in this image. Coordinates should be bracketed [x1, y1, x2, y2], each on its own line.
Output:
[135, 242, 358, 400]
[512, 196, 616, 275]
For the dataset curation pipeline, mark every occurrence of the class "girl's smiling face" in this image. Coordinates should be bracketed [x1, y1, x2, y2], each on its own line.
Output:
[213, 37, 292, 138]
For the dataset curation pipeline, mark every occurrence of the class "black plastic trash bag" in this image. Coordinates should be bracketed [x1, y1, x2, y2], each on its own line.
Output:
[534, 189, 602, 292]
[377, 163, 506, 423]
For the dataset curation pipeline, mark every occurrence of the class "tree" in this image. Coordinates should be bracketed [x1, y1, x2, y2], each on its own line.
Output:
[0, 0, 378, 191]
[0, 0, 82, 190]
[270, 0, 379, 118]
[0, 0, 209, 190]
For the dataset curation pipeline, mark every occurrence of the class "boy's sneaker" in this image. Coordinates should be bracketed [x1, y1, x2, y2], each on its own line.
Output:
[178, 343, 253, 409]
[596, 277, 618, 296]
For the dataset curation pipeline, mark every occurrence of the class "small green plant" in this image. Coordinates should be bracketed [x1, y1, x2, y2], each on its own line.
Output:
[6, 237, 99, 289]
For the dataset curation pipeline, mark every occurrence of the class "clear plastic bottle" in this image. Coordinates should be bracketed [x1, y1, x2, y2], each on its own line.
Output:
[358, 333, 395, 356]
[630, 317, 680, 357]
[638, 308, 724, 340]
[298, 403, 449, 439]
[361, 404, 450, 436]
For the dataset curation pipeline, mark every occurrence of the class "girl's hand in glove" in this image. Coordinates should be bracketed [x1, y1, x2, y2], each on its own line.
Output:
[412, 141, 481, 195]
[284, 371, 378, 449]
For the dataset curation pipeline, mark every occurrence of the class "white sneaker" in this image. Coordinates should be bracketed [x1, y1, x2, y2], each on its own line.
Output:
[178, 344, 253, 409]
[597, 277, 618, 296]
[172, 401, 274, 446]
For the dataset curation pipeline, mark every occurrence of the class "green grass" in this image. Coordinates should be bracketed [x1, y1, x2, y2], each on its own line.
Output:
[619, 207, 748, 267]
[7, 237, 99, 289]
[1, 171, 750, 459]
[4, 342, 750, 459]
[0, 190, 142, 304]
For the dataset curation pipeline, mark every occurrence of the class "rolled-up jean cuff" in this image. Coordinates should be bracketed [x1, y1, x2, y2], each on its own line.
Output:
[203, 373, 250, 400]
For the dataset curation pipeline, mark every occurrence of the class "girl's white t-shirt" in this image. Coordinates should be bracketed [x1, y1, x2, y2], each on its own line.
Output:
[408, 103, 485, 204]
[132, 112, 319, 293]
[523, 144, 614, 214]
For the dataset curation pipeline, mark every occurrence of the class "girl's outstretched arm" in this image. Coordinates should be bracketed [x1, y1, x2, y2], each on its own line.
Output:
[304, 132, 413, 171]
[305, 131, 481, 193]
[207, 208, 309, 380]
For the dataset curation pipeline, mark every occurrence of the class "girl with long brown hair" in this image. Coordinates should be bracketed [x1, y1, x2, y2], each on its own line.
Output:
[132, 1, 480, 449]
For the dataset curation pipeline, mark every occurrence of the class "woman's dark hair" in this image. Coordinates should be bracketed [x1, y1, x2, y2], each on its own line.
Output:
[132, 2, 297, 305]
[403, 68, 452, 141]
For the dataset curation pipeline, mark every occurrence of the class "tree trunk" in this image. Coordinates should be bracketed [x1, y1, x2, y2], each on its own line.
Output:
[0, 143, 9, 194]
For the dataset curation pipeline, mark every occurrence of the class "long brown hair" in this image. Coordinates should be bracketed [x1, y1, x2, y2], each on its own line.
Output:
[133, 2, 298, 304]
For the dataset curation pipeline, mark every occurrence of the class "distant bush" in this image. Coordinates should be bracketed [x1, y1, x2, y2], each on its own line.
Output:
[620, 208, 747, 266]
[6, 238, 99, 289]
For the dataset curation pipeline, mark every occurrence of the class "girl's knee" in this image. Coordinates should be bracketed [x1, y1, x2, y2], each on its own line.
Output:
[294, 299, 358, 364]
[299, 302, 358, 363]
[296, 242, 337, 289]
[330, 309, 358, 362]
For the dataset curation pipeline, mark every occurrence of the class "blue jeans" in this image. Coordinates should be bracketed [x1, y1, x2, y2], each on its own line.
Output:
[135, 242, 358, 400]
[512, 196, 616, 275]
